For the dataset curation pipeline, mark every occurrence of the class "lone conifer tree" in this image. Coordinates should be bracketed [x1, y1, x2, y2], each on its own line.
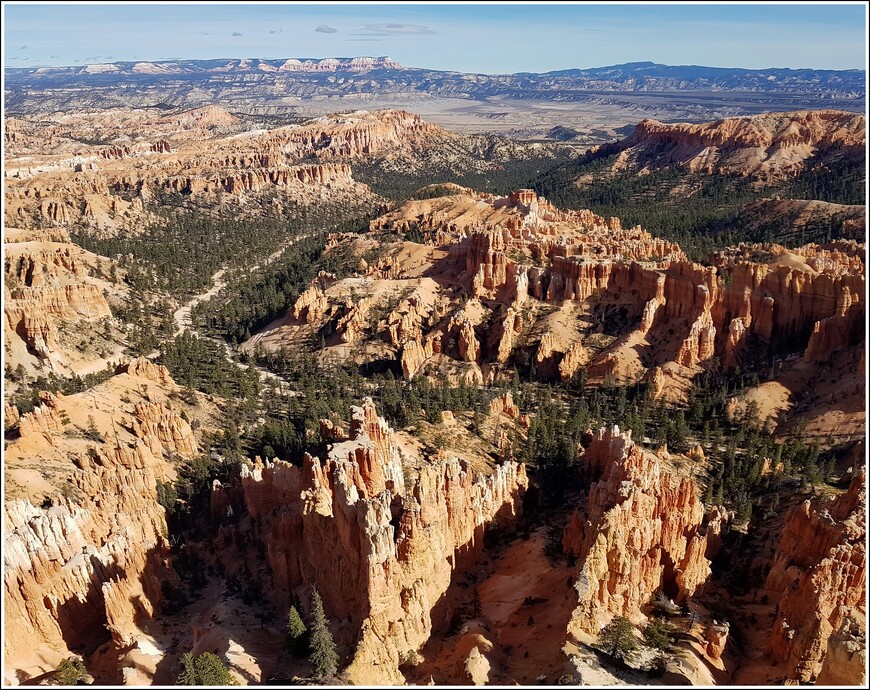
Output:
[286, 604, 308, 657]
[597, 616, 637, 663]
[308, 588, 338, 677]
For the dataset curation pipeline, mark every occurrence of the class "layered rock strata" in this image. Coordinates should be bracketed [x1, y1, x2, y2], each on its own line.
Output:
[367, 190, 865, 383]
[5, 109, 441, 229]
[3, 230, 118, 372]
[765, 469, 866, 683]
[223, 399, 527, 683]
[3, 360, 196, 680]
[607, 110, 865, 181]
[562, 426, 726, 636]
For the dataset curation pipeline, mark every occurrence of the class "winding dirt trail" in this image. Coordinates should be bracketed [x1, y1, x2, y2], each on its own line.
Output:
[173, 232, 314, 335]
[172, 268, 227, 334]
[167, 233, 318, 391]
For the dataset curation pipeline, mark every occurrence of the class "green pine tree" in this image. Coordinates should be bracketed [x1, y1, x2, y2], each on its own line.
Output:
[597, 616, 638, 663]
[287, 604, 308, 657]
[308, 589, 338, 677]
[177, 652, 238, 686]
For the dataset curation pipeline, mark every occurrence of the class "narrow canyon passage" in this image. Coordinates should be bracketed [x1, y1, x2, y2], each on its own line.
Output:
[407, 523, 577, 684]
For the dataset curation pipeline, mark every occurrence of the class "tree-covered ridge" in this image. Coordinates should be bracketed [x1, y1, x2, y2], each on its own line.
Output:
[71, 203, 371, 297]
[354, 144, 578, 204]
[527, 149, 865, 261]
[190, 234, 331, 344]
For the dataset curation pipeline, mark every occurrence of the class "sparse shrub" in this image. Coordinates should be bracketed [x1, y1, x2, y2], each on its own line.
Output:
[50, 656, 87, 685]
[399, 649, 420, 668]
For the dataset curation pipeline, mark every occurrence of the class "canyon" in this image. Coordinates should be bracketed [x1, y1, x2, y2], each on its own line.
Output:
[247, 186, 865, 446]
[2, 100, 866, 687]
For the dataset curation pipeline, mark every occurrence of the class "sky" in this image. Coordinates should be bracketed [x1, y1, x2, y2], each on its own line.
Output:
[3, 2, 868, 74]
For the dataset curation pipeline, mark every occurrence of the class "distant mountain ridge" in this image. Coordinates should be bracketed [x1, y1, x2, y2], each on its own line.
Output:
[17, 56, 404, 76]
[5, 57, 865, 115]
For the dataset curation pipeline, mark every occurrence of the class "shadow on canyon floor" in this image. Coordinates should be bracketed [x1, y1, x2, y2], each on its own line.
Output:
[407, 500, 578, 684]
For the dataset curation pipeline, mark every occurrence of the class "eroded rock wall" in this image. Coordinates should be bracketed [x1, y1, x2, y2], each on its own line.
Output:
[562, 427, 725, 636]
[226, 399, 527, 683]
[765, 469, 866, 683]
[2, 361, 195, 679]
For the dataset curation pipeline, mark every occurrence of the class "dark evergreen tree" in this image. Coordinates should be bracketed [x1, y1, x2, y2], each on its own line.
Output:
[286, 605, 308, 658]
[597, 616, 638, 662]
[308, 589, 338, 677]
[177, 652, 237, 686]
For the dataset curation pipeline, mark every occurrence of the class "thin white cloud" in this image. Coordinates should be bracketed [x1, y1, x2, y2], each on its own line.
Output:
[315, 24, 337, 34]
[356, 23, 434, 36]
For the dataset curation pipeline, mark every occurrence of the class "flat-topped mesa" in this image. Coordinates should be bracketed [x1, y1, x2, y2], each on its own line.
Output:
[228, 398, 527, 684]
[630, 111, 865, 151]
[6, 109, 431, 228]
[617, 110, 865, 180]
[264, 109, 444, 159]
[258, 57, 403, 73]
[562, 426, 726, 637]
[764, 469, 866, 684]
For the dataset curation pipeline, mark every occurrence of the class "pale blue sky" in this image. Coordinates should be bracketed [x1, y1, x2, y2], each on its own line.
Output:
[3, 2, 867, 73]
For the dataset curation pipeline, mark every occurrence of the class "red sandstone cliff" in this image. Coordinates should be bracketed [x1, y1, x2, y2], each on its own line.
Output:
[247, 186, 864, 400]
[764, 469, 866, 684]
[217, 398, 527, 683]
[3, 360, 196, 681]
[5, 109, 441, 229]
[613, 110, 865, 181]
[3, 231, 119, 374]
[562, 426, 726, 636]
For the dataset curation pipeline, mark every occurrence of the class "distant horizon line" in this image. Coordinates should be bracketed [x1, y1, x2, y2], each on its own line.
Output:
[5, 55, 866, 75]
